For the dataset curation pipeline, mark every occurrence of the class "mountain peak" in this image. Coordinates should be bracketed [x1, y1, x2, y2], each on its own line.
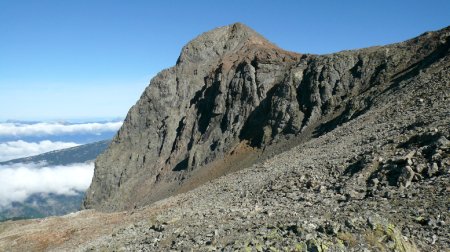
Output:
[176, 23, 272, 65]
[227, 22, 263, 40]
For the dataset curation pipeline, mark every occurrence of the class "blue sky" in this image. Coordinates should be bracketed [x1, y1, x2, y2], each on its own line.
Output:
[0, 0, 449, 121]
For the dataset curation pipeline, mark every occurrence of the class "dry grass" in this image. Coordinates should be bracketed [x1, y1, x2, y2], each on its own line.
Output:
[337, 232, 358, 247]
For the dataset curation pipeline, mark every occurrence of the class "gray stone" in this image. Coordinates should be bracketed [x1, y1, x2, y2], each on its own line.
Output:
[427, 162, 439, 177]
[414, 163, 427, 173]
[398, 166, 415, 188]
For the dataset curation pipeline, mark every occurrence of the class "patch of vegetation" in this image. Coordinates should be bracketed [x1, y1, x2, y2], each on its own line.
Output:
[364, 223, 418, 252]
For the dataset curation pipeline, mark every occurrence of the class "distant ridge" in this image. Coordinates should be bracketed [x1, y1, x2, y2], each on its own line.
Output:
[0, 140, 111, 221]
[0, 140, 110, 166]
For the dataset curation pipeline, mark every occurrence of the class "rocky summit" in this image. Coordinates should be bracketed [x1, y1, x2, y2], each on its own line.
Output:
[0, 23, 449, 251]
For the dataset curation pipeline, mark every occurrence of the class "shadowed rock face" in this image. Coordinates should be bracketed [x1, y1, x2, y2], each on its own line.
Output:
[83, 23, 450, 211]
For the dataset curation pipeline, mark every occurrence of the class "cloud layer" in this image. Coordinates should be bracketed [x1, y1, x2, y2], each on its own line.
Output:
[0, 140, 79, 162]
[0, 162, 94, 208]
[0, 121, 122, 136]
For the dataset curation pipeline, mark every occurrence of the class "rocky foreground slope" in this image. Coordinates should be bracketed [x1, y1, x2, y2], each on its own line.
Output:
[0, 24, 449, 251]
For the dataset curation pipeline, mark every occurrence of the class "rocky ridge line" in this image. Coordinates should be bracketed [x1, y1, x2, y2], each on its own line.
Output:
[83, 23, 450, 212]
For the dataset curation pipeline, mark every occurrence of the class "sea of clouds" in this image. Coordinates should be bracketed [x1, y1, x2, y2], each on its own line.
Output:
[0, 121, 122, 161]
[0, 120, 121, 208]
[0, 162, 94, 208]
[0, 140, 79, 162]
[0, 121, 122, 136]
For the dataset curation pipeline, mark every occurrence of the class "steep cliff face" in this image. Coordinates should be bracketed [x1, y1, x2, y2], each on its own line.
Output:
[83, 23, 450, 211]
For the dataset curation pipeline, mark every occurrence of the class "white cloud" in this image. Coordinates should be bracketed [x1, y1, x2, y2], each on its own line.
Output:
[0, 140, 79, 162]
[0, 162, 94, 208]
[0, 121, 123, 137]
